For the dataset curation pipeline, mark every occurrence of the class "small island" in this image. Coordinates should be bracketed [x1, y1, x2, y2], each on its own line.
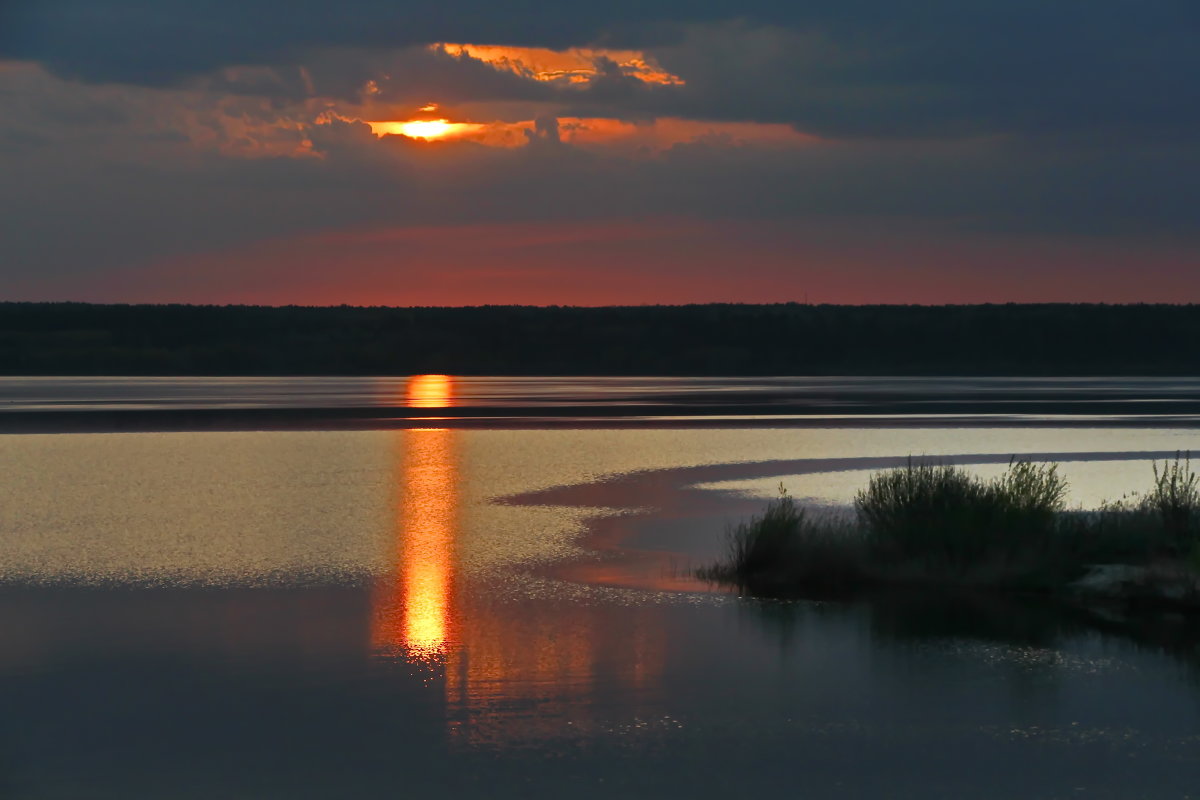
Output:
[700, 454, 1200, 608]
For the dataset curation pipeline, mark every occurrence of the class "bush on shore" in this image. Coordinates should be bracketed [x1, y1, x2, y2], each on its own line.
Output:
[701, 454, 1200, 598]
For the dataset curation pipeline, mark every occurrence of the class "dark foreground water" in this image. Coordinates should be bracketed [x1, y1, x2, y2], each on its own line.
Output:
[5, 584, 1199, 799]
[2, 378, 1200, 798]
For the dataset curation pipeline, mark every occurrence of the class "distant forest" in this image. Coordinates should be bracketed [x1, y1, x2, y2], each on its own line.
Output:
[1, 302, 1198, 376]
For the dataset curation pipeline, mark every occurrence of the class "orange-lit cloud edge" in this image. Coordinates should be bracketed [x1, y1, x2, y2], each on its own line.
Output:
[436, 43, 685, 87]
[345, 43, 816, 150]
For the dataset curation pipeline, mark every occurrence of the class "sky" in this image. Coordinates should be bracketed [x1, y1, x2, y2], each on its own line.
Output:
[0, 0, 1197, 305]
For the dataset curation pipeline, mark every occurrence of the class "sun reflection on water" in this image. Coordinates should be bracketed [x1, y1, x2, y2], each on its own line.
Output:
[368, 408, 675, 742]
[407, 374, 454, 408]
[372, 426, 459, 663]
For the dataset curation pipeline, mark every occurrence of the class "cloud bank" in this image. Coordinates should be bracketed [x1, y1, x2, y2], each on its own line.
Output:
[0, 1, 1197, 303]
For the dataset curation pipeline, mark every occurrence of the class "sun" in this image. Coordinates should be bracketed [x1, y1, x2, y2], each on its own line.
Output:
[397, 119, 454, 139]
[367, 119, 484, 141]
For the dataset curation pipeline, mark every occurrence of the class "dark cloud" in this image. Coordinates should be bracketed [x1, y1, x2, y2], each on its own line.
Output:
[524, 116, 561, 147]
[618, 14, 1200, 141]
[4, 0, 1197, 144]
[0, 2, 1196, 302]
[0, 0, 693, 84]
[205, 46, 560, 106]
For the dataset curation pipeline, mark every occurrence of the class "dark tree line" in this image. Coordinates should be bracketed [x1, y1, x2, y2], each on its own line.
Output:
[0, 302, 1197, 375]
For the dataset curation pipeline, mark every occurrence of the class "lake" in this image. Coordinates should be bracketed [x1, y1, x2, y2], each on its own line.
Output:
[1, 377, 1199, 797]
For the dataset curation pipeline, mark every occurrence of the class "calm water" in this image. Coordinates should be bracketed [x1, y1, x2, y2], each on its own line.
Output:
[13, 375, 1200, 411]
[5, 376, 1200, 427]
[2, 377, 1200, 797]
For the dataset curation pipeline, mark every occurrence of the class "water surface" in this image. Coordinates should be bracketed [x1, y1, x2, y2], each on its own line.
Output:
[2, 378, 1200, 797]
[5, 375, 1200, 429]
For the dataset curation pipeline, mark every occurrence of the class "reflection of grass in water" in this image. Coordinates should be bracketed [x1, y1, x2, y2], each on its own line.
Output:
[699, 454, 1200, 599]
[867, 589, 1075, 647]
[741, 585, 1200, 687]
[735, 589, 1079, 653]
[744, 590, 1088, 655]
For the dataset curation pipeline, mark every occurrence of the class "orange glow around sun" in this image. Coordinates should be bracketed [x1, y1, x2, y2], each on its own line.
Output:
[365, 114, 817, 150]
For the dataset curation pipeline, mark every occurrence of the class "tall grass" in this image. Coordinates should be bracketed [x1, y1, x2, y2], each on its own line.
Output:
[719, 488, 806, 577]
[1066, 452, 1200, 560]
[698, 487, 862, 595]
[854, 458, 1067, 566]
[1145, 452, 1200, 552]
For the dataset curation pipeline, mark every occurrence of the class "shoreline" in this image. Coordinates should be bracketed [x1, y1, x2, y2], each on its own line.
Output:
[495, 450, 1196, 595]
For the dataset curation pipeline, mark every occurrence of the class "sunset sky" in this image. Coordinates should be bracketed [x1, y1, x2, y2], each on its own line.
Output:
[1, 1, 1196, 305]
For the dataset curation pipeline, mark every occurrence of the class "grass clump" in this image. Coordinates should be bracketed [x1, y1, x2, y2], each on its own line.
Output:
[697, 486, 862, 596]
[1067, 453, 1200, 561]
[720, 486, 806, 576]
[854, 459, 1066, 566]
[1146, 453, 1200, 552]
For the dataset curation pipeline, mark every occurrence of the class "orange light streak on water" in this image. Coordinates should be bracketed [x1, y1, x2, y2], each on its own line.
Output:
[371, 426, 459, 662]
[400, 428, 457, 658]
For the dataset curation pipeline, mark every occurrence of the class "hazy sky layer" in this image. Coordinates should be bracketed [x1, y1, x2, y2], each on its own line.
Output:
[1, 1, 1197, 304]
